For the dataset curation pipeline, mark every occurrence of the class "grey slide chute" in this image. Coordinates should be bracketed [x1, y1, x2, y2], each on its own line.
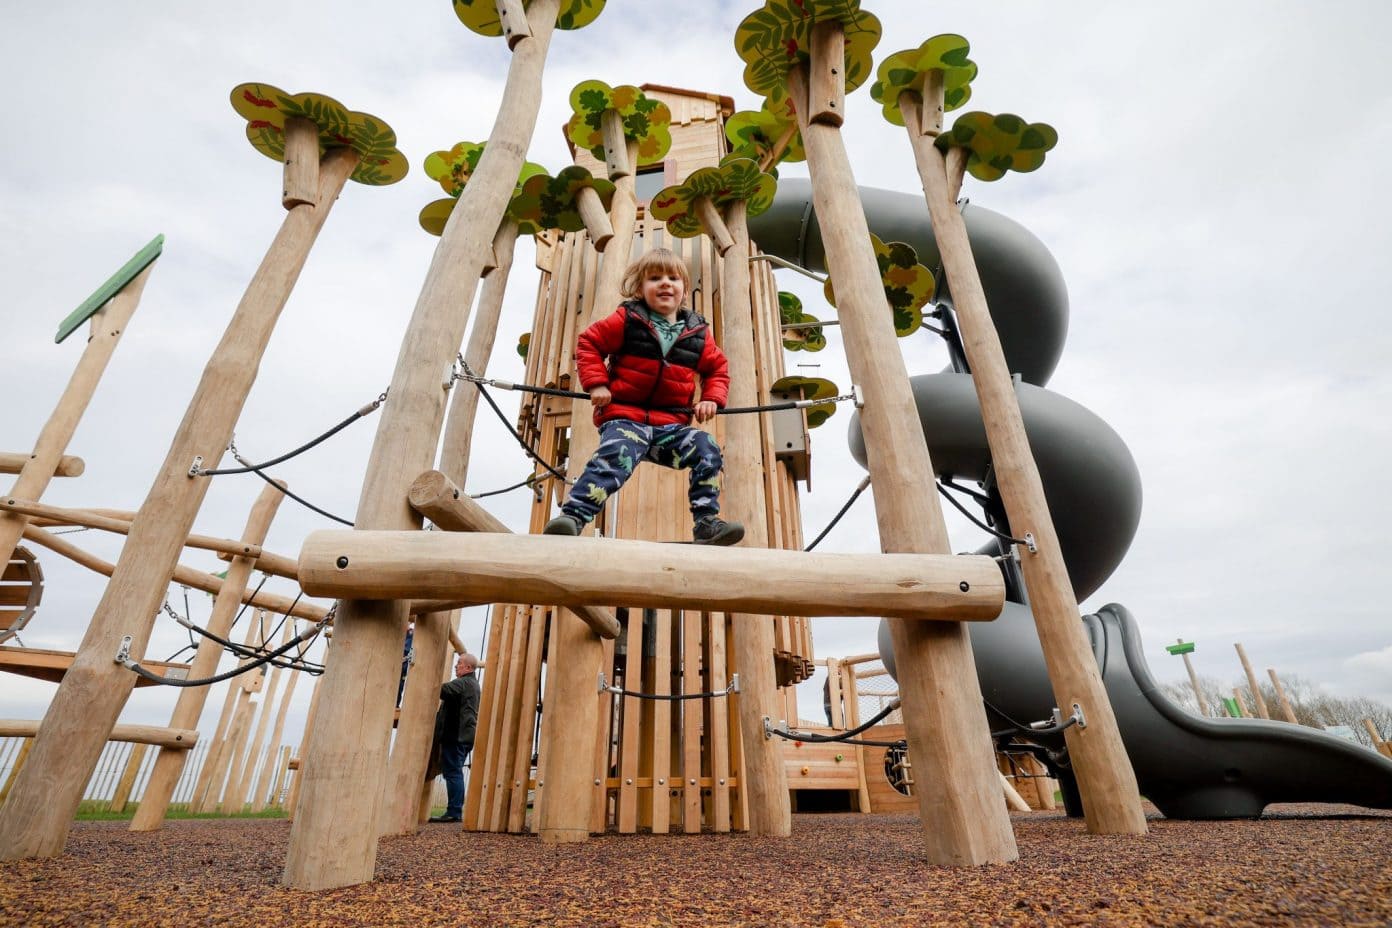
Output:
[755, 179, 1392, 818]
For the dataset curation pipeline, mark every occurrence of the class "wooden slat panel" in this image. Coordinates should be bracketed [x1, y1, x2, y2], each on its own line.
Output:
[507, 606, 547, 832]
[487, 608, 529, 832]
[0, 586, 34, 606]
[650, 601, 672, 833]
[706, 610, 731, 831]
[681, 608, 701, 833]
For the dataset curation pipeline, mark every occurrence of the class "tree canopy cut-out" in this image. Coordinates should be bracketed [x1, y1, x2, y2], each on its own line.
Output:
[508, 166, 617, 235]
[734, 0, 882, 103]
[565, 81, 672, 166]
[649, 157, 777, 241]
[871, 34, 978, 127]
[230, 83, 407, 186]
[934, 112, 1059, 182]
[823, 234, 934, 337]
[452, 0, 605, 36]
[423, 141, 547, 198]
[779, 291, 826, 352]
[771, 374, 840, 429]
[418, 141, 549, 236]
[725, 97, 805, 168]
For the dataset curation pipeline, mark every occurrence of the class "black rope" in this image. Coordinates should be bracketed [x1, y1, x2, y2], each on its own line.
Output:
[162, 602, 324, 674]
[605, 678, 738, 701]
[472, 380, 572, 485]
[193, 392, 386, 476]
[121, 623, 326, 688]
[936, 480, 1026, 545]
[243, 460, 355, 526]
[767, 699, 903, 746]
[468, 473, 544, 501]
[803, 476, 870, 552]
[456, 369, 853, 417]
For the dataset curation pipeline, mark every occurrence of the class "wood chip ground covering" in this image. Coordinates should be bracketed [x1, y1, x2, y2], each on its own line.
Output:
[4, 804, 1390, 927]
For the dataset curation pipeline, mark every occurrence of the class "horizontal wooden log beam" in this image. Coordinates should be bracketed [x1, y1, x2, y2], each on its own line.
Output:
[22, 525, 326, 622]
[408, 470, 621, 639]
[298, 531, 1004, 622]
[0, 452, 84, 478]
[5, 498, 262, 561]
[216, 546, 300, 581]
[0, 646, 190, 690]
[0, 719, 198, 750]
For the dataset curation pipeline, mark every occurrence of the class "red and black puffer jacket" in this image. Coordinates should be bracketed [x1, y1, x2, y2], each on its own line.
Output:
[575, 300, 730, 427]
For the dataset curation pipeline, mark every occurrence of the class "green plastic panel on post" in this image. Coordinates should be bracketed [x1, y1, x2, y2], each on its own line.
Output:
[1222, 696, 1243, 718]
[1165, 641, 1197, 655]
[55, 234, 164, 344]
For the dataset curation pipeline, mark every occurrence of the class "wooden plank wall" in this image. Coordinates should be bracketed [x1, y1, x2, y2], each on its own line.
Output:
[465, 86, 816, 835]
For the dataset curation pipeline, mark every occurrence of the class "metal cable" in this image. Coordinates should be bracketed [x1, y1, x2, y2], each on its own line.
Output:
[120, 624, 326, 688]
[936, 480, 1026, 545]
[803, 475, 871, 552]
[193, 391, 386, 476]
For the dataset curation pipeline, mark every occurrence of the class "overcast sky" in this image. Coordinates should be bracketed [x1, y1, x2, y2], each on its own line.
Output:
[4, 1, 1391, 752]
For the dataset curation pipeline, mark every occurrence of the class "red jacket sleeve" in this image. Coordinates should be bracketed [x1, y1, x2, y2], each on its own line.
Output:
[574, 307, 628, 392]
[697, 337, 731, 408]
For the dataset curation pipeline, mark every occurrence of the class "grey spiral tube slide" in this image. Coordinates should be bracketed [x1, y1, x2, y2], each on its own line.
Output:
[752, 179, 1392, 818]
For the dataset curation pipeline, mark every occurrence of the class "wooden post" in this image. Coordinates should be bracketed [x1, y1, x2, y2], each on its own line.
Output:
[1364, 718, 1386, 747]
[1267, 668, 1299, 724]
[693, 197, 736, 255]
[284, 1, 559, 889]
[1179, 639, 1210, 717]
[601, 109, 631, 179]
[0, 149, 355, 862]
[281, 117, 320, 209]
[807, 20, 845, 127]
[536, 136, 640, 846]
[899, 81, 1146, 837]
[719, 200, 790, 835]
[251, 662, 301, 812]
[1233, 687, 1251, 718]
[214, 702, 255, 812]
[107, 744, 149, 814]
[494, 0, 532, 49]
[130, 482, 285, 831]
[0, 261, 155, 583]
[574, 187, 614, 251]
[787, 40, 1020, 864]
[0, 739, 34, 804]
[190, 610, 273, 812]
[1234, 643, 1271, 719]
[225, 618, 296, 811]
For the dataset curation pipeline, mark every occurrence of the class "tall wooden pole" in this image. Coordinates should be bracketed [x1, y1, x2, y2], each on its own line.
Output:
[1178, 639, 1210, 717]
[717, 200, 789, 835]
[787, 27, 1019, 865]
[1234, 643, 1270, 719]
[225, 617, 296, 810]
[379, 217, 520, 837]
[536, 132, 639, 844]
[130, 482, 285, 830]
[192, 611, 271, 812]
[1232, 687, 1251, 718]
[1266, 668, 1299, 724]
[0, 148, 357, 862]
[250, 653, 302, 812]
[899, 83, 1146, 837]
[284, 1, 558, 889]
[0, 261, 156, 593]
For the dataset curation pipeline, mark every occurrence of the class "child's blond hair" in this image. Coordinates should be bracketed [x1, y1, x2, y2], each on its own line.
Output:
[620, 247, 692, 301]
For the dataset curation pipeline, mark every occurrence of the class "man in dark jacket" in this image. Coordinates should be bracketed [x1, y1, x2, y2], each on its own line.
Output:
[429, 652, 480, 823]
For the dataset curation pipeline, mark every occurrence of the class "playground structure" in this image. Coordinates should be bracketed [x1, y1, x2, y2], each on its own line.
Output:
[4, 0, 1391, 900]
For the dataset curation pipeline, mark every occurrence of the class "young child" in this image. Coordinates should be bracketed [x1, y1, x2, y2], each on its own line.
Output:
[544, 247, 744, 546]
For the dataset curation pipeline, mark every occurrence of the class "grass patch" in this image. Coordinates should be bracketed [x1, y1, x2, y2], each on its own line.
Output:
[75, 800, 287, 822]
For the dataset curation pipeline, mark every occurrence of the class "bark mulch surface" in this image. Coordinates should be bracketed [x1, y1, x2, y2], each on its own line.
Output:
[4, 804, 1390, 927]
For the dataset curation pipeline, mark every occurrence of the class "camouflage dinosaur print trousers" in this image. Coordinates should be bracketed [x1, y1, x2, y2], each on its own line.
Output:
[561, 418, 724, 525]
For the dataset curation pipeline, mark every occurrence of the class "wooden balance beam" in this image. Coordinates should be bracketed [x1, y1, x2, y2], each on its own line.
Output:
[0, 720, 197, 750]
[0, 646, 190, 689]
[298, 531, 1004, 622]
[0, 453, 84, 478]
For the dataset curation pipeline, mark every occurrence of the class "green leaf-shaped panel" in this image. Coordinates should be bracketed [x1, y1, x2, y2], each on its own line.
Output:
[565, 80, 673, 166]
[230, 83, 408, 186]
[649, 158, 778, 241]
[777, 291, 827, 352]
[870, 34, 978, 127]
[725, 97, 805, 167]
[934, 111, 1059, 181]
[822, 234, 934, 336]
[733, 0, 882, 103]
[771, 374, 840, 429]
[453, 0, 605, 36]
[507, 165, 616, 236]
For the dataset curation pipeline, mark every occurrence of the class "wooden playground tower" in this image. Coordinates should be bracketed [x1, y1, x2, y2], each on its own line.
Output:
[0, 0, 1150, 894]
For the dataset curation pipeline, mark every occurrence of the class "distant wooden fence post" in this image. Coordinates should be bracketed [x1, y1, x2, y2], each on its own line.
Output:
[1234, 643, 1271, 719]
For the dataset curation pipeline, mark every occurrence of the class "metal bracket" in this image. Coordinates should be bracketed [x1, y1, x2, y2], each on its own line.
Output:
[187, 456, 203, 477]
[850, 384, 865, 409]
[762, 716, 784, 741]
[1022, 532, 1038, 554]
[1052, 703, 1087, 730]
[597, 671, 610, 694]
[114, 635, 134, 666]
[729, 673, 741, 694]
